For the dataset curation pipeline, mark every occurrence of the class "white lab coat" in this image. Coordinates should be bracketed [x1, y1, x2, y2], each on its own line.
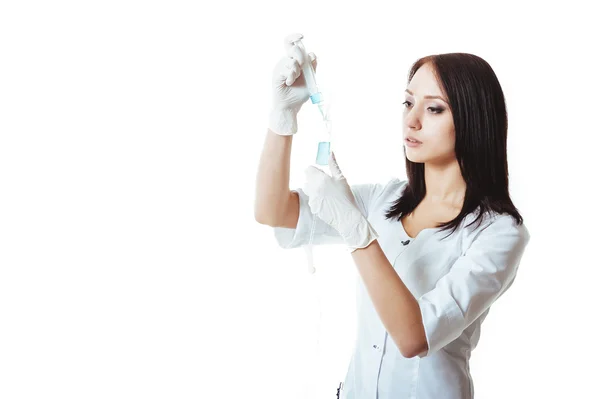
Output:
[273, 178, 530, 399]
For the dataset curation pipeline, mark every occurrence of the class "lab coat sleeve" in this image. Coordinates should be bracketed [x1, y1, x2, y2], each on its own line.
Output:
[273, 182, 385, 249]
[416, 214, 531, 358]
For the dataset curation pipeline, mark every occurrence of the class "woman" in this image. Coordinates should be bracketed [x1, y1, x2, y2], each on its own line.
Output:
[254, 33, 530, 399]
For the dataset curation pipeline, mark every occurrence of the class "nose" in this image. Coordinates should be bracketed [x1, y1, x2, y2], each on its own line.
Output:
[405, 108, 421, 131]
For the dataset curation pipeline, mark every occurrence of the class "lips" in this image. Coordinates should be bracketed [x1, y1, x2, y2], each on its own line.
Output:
[405, 137, 422, 144]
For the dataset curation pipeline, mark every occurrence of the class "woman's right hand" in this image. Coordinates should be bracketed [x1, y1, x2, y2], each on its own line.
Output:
[269, 33, 318, 136]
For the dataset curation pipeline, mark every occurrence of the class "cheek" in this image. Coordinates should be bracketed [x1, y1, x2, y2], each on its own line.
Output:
[423, 129, 455, 158]
[434, 118, 455, 149]
[446, 130, 456, 150]
[441, 133, 456, 155]
[429, 129, 454, 148]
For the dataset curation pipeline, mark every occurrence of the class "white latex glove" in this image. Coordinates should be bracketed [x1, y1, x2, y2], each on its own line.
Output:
[269, 33, 318, 136]
[302, 152, 379, 253]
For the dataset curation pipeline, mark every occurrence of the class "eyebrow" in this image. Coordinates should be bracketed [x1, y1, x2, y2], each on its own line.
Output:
[405, 89, 448, 104]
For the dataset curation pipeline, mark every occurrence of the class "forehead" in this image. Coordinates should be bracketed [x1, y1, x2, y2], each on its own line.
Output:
[406, 64, 442, 96]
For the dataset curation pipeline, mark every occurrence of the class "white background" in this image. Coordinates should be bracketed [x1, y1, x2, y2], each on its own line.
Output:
[1, 1, 599, 398]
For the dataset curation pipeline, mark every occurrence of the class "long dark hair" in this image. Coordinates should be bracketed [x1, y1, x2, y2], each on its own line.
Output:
[384, 53, 524, 239]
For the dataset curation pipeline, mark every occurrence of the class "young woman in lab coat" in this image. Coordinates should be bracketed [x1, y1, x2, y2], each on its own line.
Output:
[254, 34, 530, 399]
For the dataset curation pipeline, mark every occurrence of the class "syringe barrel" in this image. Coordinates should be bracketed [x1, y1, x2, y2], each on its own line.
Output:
[292, 39, 321, 102]
[316, 141, 331, 166]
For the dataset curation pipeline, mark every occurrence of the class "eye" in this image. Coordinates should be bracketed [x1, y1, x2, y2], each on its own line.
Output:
[402, 101, 444, 114]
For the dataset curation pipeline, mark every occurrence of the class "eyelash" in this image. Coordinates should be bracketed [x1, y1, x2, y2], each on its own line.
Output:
[402, 101, 444, 114]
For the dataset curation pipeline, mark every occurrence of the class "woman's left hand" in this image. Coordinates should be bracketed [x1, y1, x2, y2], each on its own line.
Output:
[302, 152, 379, 251]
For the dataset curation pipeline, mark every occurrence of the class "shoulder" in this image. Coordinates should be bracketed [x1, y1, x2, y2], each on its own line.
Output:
[466, 211, 531, 254]
[350, 177, 407, 216]
[371, 177, 408, 210]
[354, 176, 407, 201]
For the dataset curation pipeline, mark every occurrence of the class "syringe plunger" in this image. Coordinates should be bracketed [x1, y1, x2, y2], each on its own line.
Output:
[291, 36, 330, 165]
[292, 38, 322, 104]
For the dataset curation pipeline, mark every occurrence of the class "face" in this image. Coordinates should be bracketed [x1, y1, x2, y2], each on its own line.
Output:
[403, 63, 455, 165]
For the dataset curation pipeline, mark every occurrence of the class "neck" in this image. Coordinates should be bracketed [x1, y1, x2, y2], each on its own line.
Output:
[423, 158, 466, 208]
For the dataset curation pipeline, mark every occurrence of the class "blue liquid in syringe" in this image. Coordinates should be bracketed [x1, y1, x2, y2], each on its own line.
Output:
[315, 100, 332, 165]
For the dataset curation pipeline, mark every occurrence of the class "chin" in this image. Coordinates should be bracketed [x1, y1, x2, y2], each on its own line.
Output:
[404, 147, 427, 163]
[406, 156, 427, 164]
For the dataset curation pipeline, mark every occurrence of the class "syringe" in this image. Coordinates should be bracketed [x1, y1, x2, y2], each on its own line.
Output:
[290, 35, 322, 105]
[291, 35, 331, 166]
[291, 36, 330, 398]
